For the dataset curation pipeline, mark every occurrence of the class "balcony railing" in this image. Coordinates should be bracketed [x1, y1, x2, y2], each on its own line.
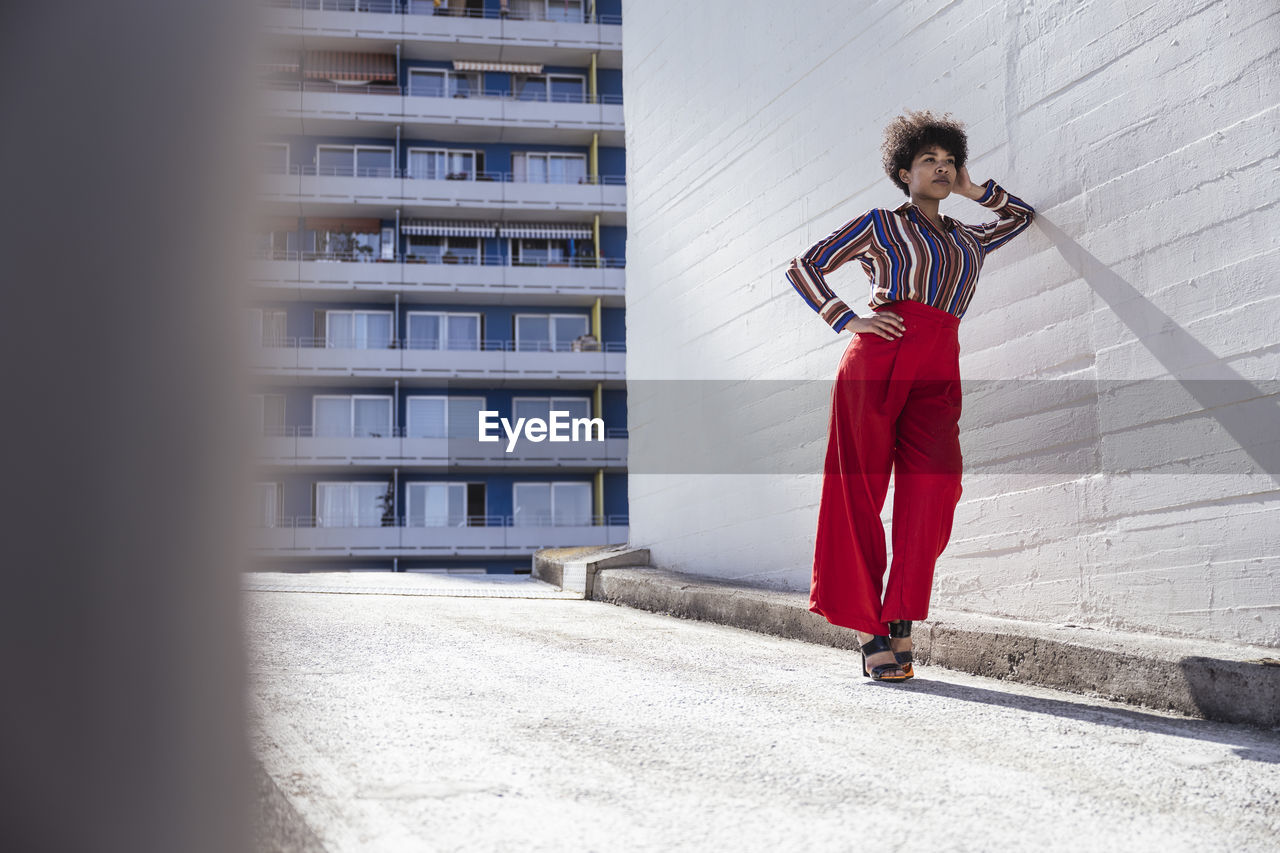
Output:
[253, 512, 631, 529]
[278, 164, 626, 184]
[261, 0, 623, 25]
[260, 78, 625, 105]
[251, 249, 626, 269]
[254, 336, 626, 352]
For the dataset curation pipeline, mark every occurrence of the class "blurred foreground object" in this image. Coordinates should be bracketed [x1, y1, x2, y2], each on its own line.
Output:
[0, 1, 260, 851]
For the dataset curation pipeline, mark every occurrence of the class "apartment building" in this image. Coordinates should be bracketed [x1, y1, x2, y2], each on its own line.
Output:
[248, 0, 628, 572]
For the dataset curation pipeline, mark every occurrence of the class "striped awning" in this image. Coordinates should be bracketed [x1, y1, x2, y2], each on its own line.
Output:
[260, 216, 299, 232]
[305, 217, 383, 234]
[303, 51, 397, 83]
[497, 222, 593, 240]
[401, 219, 497, 238]
[453, 60, 543, 74]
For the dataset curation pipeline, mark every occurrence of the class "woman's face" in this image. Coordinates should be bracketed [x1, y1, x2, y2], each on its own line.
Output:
[899, 146, 956, 198]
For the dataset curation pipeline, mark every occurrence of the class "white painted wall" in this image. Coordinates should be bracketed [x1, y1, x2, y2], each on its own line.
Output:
[620, 0, 1280, 646]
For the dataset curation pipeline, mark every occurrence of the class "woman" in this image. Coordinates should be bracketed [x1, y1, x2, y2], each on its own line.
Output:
[784, 110, 1035, 681]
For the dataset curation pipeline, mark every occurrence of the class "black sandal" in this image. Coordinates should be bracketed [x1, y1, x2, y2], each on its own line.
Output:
[889, 620, 914, 679]
[859, 634, 909, 681]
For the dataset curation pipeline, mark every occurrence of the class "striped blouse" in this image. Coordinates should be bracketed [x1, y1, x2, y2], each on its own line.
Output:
[785, 178, 1035, 332]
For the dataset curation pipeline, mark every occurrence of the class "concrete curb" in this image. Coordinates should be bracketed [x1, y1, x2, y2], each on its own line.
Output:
[532, 543, 648, 597]
[533, 547, 1280, 730]
[252, 757, 328, 853]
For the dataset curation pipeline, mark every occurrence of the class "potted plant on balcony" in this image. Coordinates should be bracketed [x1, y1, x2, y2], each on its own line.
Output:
[572, 333, 601, 352]
[377, 481, 395, 528]
[442, 250, 459, 265]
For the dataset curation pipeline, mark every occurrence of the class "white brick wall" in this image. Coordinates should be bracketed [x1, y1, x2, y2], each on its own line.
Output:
[621, 0, 1280, 646]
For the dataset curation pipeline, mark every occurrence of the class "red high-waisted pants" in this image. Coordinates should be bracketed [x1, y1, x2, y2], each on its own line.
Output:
[809, 299, 963, 636]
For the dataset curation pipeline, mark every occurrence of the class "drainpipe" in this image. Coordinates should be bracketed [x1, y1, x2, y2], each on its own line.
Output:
[595, 468, 604, 526]
[590, 131, 598, 184]
[589, 52, 597, 105]
[593, 213, 601, 266]
[393, 465, 400, 568]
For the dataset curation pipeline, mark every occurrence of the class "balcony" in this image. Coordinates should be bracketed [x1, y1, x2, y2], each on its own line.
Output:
[256, 425, 629, 468]
[260, 165, 626, 219]
[250, 250, 625, 305]
[260, 1, 623, 62]
[250, 337, 627, 385]
[258, 80, 625, 145]
[250, 513, 631, 558]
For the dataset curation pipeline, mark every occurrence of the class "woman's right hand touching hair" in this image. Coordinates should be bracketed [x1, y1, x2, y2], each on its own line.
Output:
[847, 311, 906, 340]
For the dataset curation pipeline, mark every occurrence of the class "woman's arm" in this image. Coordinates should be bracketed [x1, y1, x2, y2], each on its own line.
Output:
[784, 208, 879, 333]
[954, 167, 1035, 254]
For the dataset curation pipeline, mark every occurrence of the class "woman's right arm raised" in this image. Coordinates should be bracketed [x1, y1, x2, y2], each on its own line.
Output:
[784, 209, 883, 334]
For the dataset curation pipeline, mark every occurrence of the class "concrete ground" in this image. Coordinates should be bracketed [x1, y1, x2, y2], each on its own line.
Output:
[247, 574, 1280, 853]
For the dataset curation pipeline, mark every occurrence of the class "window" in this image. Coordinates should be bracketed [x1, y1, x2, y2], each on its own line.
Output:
[508, 0, 585, 23]
[261, 309, 287, 345]
[260, 143, 289, 175]
[246, 307, 289, 348]
[510, 238, 573, 266]
[315, 144, 395, 178]
[405, 236, 482, 265]
[544, 0, 584, 23]
[249, 393, 287, 436]
[406, 482, 469, 527]
[407, 148, 480, 180]
[323, 310, 393, 349]
[512, 481, 592, 526]
[512, 396, 591, 424]
[406, 312, 481, 351]
[406, 396, 487, 439]
[511, 152, 587, 184]
[312, 395, 394, 438]
[415, 0, 483, 17]
[408, 68, 482, 98]
[253, 481, 283, 528]
[514, 313, 589, 352]
[310, 227, 382, 262]
[512, 73, 585, 103]
[311, 227, 382, 262]
[315, 481, 389, 528]
[256, 226, 295, 259]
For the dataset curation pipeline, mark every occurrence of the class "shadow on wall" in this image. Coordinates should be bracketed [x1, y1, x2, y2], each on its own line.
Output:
[1035, 215, 1280, 481]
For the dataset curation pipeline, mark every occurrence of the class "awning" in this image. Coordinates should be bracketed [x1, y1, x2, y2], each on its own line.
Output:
[303, 51, 397, 83]
[401, 219, 497, 238]
[260, 216, 300, 232]
[452, 60, 543, 74]
[497, 222, 593, 240]
[304, 217, 383, 234]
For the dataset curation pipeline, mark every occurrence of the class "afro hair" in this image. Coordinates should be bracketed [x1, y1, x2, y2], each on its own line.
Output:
[881, 109, 969, 196]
